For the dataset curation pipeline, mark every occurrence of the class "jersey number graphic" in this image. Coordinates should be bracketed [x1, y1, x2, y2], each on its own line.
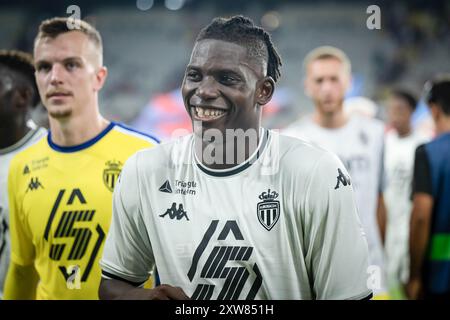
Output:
[44, 189, 105, 282]
[187, 220, 263, 300]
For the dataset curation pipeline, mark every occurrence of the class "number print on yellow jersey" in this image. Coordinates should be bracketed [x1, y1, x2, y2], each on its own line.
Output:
[44, 188, 105, 282]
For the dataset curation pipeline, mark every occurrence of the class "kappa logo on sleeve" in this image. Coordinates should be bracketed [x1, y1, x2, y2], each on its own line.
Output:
[334, 168, 351, 190]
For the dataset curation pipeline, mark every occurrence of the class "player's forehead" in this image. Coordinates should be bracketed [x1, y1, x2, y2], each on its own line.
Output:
[388, 96, 411, 111]
[188, 39, 261, 75]
[34, 31, 96, 63]
[307, 57, 347, 78]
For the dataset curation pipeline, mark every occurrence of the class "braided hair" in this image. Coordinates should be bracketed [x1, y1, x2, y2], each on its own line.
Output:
[196, 15, 282, 82]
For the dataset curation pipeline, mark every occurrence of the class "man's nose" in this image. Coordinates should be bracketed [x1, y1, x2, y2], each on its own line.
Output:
[196, 77, 219, 100]
[49, 64, 65, 85]
[320, 79, 334, 93]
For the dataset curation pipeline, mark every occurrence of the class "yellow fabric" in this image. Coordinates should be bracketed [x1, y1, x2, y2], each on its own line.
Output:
[372, 293, 391, 300]
[7, 125, 156, 299]
[4, 262, 39, 300]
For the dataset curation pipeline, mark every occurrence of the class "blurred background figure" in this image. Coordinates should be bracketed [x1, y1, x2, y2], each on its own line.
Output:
[344, 96, 379, 119]
[282, 46, 389, 298]
[383, 88, 429, 299]
[0, 50, 47, 299]
[407, 76, 450, 300]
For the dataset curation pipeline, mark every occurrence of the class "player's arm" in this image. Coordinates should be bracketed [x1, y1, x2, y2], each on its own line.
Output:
[99, 153, 189, 300]
[304, 153, 372, 300]
[3, 262, 38, 300]
[99, 279, 188, 300]
[406, 145, 433, 300]
[377, 141, 387, 246]
[376, 193, 387, 246]
[3, 159, 38, 299]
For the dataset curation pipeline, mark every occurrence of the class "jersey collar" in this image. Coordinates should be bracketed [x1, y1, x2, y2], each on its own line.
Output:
[194, 128, 270, 177]
[47, 122, 115, 153]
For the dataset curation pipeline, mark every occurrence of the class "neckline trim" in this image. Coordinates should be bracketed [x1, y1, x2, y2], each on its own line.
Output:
[195, 128, 270, 177]
[48, 122, 115, 153]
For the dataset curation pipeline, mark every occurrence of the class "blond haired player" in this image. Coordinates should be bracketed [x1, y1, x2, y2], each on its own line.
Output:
[4, 18, 158, 300]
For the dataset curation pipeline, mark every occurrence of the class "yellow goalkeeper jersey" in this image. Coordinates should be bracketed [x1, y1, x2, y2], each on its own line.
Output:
[7, 122, 158, 300]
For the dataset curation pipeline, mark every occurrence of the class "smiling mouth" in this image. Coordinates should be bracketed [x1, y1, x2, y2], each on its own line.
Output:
[192, 106, 227, 121]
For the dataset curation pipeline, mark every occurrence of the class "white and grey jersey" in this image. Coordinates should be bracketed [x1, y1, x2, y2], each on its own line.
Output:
[283, 115, 386, 287]
[100, 129, 371, 300]
[0, 126, 47, 298]
[384, 130, 429, 286]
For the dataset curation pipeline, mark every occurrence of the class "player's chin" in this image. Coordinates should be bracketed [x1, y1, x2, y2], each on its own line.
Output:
[47, 106, 73, 119]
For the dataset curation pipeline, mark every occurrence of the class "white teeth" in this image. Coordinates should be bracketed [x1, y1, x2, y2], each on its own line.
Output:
[194, 107, 225, 119]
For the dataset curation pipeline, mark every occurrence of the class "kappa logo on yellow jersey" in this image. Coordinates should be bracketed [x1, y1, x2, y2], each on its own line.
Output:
[103, 160, 123, 192]
[26, 177, 44, 192]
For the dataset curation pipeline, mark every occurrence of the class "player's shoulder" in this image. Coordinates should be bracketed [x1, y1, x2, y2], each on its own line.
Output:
[280, 115, 314, 138]
[125, 134, 192, 173]
[9, 133, 47, 167]
[276, 131, 341, 175]
[351, 114, 385, 133]
[110, 122, 160, 146]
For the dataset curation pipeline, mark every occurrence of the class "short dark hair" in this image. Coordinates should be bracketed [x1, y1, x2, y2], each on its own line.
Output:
[424, 75, 450, 115]
[34, 17, 103, 63]
[391, 88, 418, 112]
[196, 15, 282, 82]
[0, 50, 39, 107]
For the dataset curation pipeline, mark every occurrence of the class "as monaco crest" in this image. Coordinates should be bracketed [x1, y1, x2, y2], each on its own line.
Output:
[257, 189, 280, 231]
[103, 160, 123, 192]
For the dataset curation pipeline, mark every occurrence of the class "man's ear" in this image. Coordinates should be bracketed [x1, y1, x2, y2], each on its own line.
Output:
[429, 103, 440, 121]
[94, 66, 108, 92]
[257, 76, 275, 106]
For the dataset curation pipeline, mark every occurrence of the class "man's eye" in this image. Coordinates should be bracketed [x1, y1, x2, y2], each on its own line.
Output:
[37, 64, 51, 72]
[186, 71, 201, 81]
[220, 75, 237, 84]
[65, 62, 78, 70]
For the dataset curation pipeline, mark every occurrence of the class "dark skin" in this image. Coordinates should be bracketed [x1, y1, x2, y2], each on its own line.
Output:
[182, 39, 274, 169]
[0, 68, 34, 149]
[98, 39, 275, 299]
[386, 96, 413, 137]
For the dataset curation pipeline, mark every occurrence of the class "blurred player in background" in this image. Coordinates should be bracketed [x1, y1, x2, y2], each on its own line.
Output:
[407, 76, 450, 300]
[99, 15, 371, 300]
[3, 17, 158, 300]
[383, 89, 429, 299]
[0, 50, 47, 299]
[283, 46, 388, 298]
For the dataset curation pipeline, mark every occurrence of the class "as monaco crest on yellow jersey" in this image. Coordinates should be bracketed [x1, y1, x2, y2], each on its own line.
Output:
[103, 160, 123, 192]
